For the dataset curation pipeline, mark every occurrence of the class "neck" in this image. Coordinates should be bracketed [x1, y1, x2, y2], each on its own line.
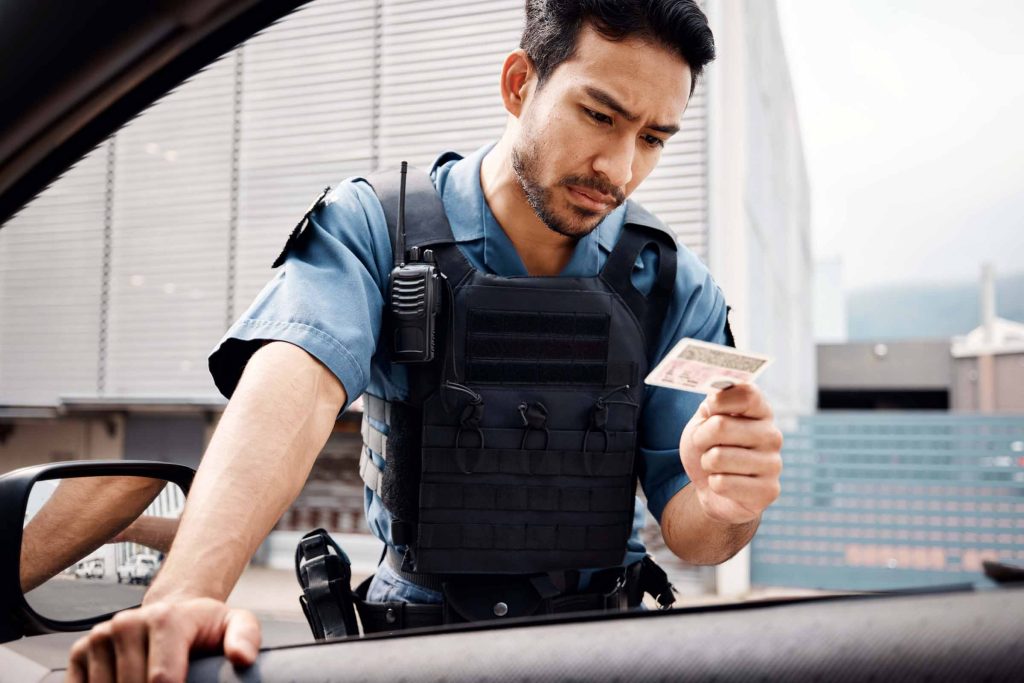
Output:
[479, 136, 577, 276]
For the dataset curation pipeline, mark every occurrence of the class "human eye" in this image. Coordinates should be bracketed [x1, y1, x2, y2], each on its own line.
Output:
[641, 133, 665, 149]
[582, 107, 613, 125]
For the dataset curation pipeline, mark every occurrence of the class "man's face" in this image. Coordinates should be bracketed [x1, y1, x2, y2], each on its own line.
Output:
[512, 24, 692, 238]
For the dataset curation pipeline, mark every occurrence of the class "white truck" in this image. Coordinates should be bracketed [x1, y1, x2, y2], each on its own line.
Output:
[73, 559, 104, 580]
[115, 554, 159, 585]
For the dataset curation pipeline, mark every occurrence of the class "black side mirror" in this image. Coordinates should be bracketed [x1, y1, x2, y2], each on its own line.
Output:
[0, 460, 194, 643]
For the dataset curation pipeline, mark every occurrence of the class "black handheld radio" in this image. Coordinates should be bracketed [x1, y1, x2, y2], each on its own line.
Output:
[387, 162, 442, 363]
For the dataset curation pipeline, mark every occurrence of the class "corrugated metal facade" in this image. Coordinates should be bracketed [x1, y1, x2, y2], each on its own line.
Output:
[0, 0, 711, 406]
[235, 0, 378, 312]
[0, 146, 109, 405]
[107, 56, 236, 398]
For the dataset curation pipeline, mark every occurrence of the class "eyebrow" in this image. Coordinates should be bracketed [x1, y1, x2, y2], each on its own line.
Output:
[583, 86, 680, 136]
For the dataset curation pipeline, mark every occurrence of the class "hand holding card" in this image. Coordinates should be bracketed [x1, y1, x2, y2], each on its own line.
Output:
[663, 341, 783, 527]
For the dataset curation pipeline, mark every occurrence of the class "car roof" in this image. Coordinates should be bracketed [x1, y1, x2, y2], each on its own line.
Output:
[0, 0, 310, 227]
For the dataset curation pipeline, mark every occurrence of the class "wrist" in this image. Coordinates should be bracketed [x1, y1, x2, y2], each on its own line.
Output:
[695, 488, 761, 528]
[144, 562, 230, 606]
[143, 584, 215, 607]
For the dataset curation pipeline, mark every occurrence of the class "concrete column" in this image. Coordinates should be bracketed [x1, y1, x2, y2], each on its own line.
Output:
[705, 0, 753, 597]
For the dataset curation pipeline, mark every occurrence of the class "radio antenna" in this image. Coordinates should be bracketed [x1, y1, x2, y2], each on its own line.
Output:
[396, 161, 408, 267]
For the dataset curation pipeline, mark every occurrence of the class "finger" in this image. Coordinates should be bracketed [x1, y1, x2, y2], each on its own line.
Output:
[691, 414, 784, 453]
[701, 446, 782, 478]
[146, 603, 193, 683]
[66, 635, 91, 683]
[110, 611, 148, 683]
[222, 609, 261, 666]
[707, 472, 781, 511]
[705, 383, 772, 420]
[85, 623, 116, 683]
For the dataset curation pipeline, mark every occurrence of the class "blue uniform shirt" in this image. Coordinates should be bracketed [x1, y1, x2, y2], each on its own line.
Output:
[209, 142, 729, 593]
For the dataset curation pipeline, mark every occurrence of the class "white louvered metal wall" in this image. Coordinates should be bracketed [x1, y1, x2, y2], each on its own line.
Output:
[0, 147, 108, 405]
[0, 0, 711, 407]
[107, 56, 236, 398]
[235, 0, 377, 312]
[630, 83, 709, 258]
[378, 0, 523, 167]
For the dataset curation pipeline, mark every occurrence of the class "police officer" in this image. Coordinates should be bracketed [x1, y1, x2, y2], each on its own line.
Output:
[68, 1, 783, 679]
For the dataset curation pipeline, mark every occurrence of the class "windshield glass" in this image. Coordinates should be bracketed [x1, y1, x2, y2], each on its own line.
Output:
[1, 0, 1022, 646]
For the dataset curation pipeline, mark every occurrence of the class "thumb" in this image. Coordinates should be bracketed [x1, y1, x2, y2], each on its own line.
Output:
[696, 399, 711, 420]
[222, 608, 261, 666]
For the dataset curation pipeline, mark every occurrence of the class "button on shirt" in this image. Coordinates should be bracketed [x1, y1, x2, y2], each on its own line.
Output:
[209, 141, 729, 586]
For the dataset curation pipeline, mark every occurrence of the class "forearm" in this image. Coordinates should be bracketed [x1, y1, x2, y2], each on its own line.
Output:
[21, 477, 164, 592]
[145, 342, 346, 604]
[660, 484, 759, 565]
[113, 516, 181, 553]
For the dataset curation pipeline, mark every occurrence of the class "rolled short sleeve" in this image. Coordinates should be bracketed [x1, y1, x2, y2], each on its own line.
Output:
[208, 180, 393, 410]
[638, 248, 729, 523]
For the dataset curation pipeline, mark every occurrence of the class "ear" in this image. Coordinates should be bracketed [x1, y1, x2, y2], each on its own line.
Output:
[499, 49, 535, 118]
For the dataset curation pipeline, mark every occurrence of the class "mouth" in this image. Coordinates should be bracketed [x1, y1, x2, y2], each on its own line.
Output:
[566, 185, 615, 212]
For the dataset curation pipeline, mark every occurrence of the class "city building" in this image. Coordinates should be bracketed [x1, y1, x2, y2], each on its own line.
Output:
[951, 265, 1024, 413]
[817, 340, 953, 410]
[818, 265, 1024, 413]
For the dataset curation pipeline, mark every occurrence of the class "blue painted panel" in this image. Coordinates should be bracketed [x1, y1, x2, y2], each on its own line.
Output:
[751, 413, 1024, 591]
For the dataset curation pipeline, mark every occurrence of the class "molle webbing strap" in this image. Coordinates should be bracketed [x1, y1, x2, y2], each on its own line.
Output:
[421, 448, 634, 477]
[420, 483, 630, 512]
[364, 393, 391, 424]
[418, 522, 630, 553]
[360, 395, 421, 544]
[361, 412, 388, 459]
[358, 396, 390, 498]
[359, 448, 383, 497]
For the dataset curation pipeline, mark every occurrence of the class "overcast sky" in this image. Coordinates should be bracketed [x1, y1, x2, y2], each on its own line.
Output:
[775, 0, 1024, 291]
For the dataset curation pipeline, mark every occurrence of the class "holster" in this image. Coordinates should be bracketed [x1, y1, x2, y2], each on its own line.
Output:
[294, 528, 360, 639]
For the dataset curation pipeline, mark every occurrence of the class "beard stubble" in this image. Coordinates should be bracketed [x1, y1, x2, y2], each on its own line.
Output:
[511, 141, 625, 239]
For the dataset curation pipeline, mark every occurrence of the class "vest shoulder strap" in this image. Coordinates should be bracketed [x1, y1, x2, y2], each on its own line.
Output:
[600, 200, 679, 361]
[361, 164, 473, 284]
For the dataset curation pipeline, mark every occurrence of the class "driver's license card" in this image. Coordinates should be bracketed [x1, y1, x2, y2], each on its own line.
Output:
[644, 338, 773, 394]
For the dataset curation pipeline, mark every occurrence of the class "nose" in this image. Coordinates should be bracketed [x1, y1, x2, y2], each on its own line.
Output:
[591, 136, 634, 189]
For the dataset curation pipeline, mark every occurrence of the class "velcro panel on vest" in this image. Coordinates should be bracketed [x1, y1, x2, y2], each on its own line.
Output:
[465, 309, 621, 386]
[470, 310, 609, 336]
[468, 335, 608, 361]
[468, 361, 614, 385]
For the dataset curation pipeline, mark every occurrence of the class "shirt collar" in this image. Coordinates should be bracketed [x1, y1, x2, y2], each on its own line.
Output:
[436, 141, 627, 277]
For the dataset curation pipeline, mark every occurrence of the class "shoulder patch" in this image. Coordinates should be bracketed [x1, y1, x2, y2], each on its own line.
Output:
[271, 186, 332, 269]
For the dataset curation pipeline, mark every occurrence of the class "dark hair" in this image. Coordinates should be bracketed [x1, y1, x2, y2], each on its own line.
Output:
[520, 0, 715, 94]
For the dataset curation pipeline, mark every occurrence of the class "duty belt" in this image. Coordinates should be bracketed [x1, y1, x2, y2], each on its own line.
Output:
[296, 529, 677, 639]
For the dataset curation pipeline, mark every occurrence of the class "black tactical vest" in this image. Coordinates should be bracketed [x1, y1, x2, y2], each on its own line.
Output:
[357, 159, 677, 576]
